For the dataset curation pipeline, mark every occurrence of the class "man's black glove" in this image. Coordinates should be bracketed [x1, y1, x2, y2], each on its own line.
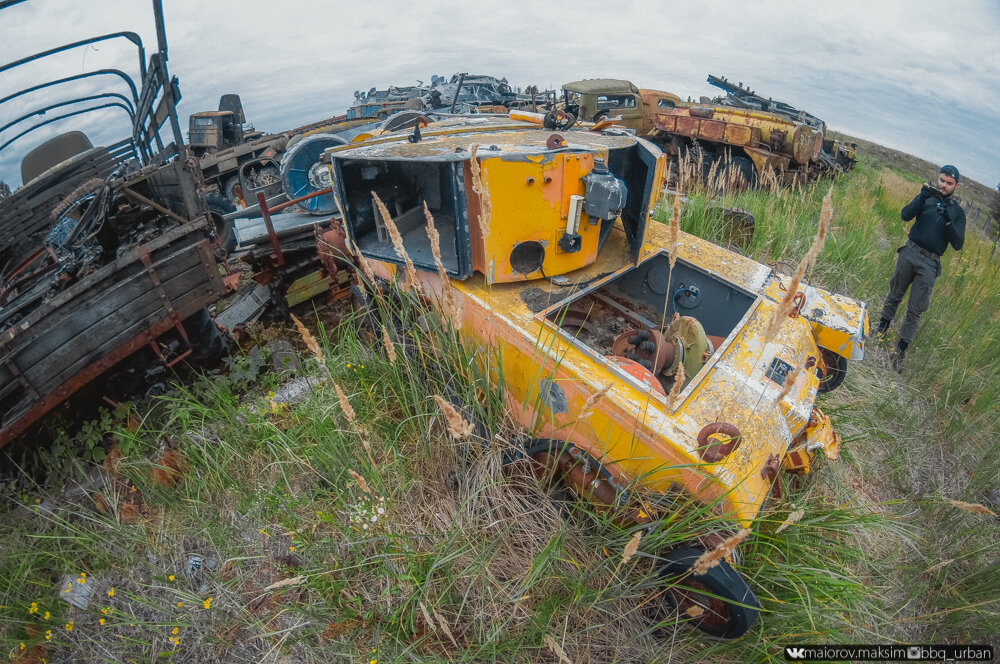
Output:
[921, 182, 943, 200]
[939, 202, 951, 225]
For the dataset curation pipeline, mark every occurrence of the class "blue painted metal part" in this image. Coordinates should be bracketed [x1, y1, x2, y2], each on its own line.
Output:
[278, 134, 346, 215]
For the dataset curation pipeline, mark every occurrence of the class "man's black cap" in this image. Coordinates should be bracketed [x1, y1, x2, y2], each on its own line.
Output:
[940, 165, 960, 182]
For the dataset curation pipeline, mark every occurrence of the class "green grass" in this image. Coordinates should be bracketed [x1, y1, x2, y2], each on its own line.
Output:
[3, 159, 999, 661]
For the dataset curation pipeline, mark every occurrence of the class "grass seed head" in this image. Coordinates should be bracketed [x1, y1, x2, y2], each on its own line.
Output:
[290, 313, 323, 364]
[469, 145, 492, 241]
[947, 499, 997, 517]
[357, 255, 380, 293]
[432, 608, 458, 648]
[775, 508, 805, 534]
[333, 382, 356, 424]
[543, 634, 575, 664]
[424, 201, 449, 282]
[380, 325, 397, 363]
[580, 383, 611, 419]
[621, 530, 641, 566]
[372, 191, 422, 294]
[692, 528, 751, 575]
[349, 469, 371, 494]
[777, 364, 804, 401]
[432, 395, 474, 440]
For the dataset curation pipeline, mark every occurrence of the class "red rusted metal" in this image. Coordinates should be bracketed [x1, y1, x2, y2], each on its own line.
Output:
[256, 191, 284, 267]
[696, 422, 741, 462]
[0, 309, 194, 446]
[137, 246, 188, 345]
[760, 452, 783, 499]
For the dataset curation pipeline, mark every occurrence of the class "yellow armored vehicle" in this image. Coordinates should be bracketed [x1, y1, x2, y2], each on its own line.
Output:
[322, 115, 867, 638]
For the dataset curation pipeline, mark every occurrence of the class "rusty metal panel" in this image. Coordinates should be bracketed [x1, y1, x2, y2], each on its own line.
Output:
[675, 115, 700, 136]
[724, 124, 753, 145]
[698, 119, 726, 142]
[654, 113, 677, 132]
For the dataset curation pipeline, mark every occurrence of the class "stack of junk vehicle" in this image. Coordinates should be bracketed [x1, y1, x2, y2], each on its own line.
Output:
[348, 73, 551, 120]
[215, 73, 552, 329]
[318, 110, 868, 638]
[560, 74, 856, 186]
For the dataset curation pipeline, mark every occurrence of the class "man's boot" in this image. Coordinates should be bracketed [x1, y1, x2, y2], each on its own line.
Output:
[875, 317, 891, 340]
[890, 339, 909, 372]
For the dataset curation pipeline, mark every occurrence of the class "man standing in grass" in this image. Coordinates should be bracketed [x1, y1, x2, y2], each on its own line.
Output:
[876, 165, 965, 370]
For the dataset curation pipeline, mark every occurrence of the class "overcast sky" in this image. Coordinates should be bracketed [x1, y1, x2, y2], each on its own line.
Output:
[2, 0, 998, 191]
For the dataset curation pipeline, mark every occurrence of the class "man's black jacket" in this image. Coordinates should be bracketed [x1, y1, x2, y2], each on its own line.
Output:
[901, 189, 966, 256]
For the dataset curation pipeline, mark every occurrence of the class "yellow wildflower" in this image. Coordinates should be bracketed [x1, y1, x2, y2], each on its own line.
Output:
[107, 587, 115, 597]
[177, 602, 183, 608]
[28, 601, 38, 614]
[43, 611, 50, 620]
[65, 621, 73, 631]
[202, 597, 213, 610]
[171, 627, 179, 635]
[289, 546, 295, 552]
[44, 630, 51, 640]
[99, 618, 105, 626]
[168, 575, 174, 581]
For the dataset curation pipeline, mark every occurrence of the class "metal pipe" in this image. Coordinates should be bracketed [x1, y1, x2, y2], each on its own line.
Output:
[257, 192, 284, 266]
[0, 69, 140, 107]
[0, 31, 146, 80]
[0, 93, 135, 136]
[268, 187, 332, 214]
[450, 73, 467, 113]
[223, 192, 289, 222]
[0, 103, 134, 154]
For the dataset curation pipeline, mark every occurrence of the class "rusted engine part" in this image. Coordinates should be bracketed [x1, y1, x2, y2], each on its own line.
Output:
[525, 440, 653, 527]
[611, 318, 726, 388]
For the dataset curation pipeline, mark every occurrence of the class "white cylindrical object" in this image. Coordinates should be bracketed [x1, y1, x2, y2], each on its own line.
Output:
[567, 194, 584, 233]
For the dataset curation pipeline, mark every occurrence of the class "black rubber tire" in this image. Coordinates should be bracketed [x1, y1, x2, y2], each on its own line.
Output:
[817, 348, 848, 393]
[182, 308, 231, 364]
[222, 176, 242, 207]
[50, 177, 104, 221]
[654, 546, 760, 639]
[204, 192, 237, 254]
[729, 155, 757, 187]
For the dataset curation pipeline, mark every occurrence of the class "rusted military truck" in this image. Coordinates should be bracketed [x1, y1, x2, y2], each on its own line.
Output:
[0, 0, 231, 447]
[561, 76, 855, 185]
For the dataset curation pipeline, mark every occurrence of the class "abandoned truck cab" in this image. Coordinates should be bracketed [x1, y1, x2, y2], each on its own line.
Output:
[323, 117, 867, 638]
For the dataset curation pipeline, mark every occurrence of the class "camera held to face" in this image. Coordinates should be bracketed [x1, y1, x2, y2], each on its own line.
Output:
[921, 182, 945, 199]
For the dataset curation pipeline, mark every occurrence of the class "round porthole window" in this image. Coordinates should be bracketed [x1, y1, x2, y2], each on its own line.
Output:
[510, 241, 545, 274]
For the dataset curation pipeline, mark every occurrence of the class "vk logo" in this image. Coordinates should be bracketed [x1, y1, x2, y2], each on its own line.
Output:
[785, 647, 807, 660]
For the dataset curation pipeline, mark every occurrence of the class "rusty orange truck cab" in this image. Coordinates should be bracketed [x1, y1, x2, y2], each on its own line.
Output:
[322, 117, 867, 639]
